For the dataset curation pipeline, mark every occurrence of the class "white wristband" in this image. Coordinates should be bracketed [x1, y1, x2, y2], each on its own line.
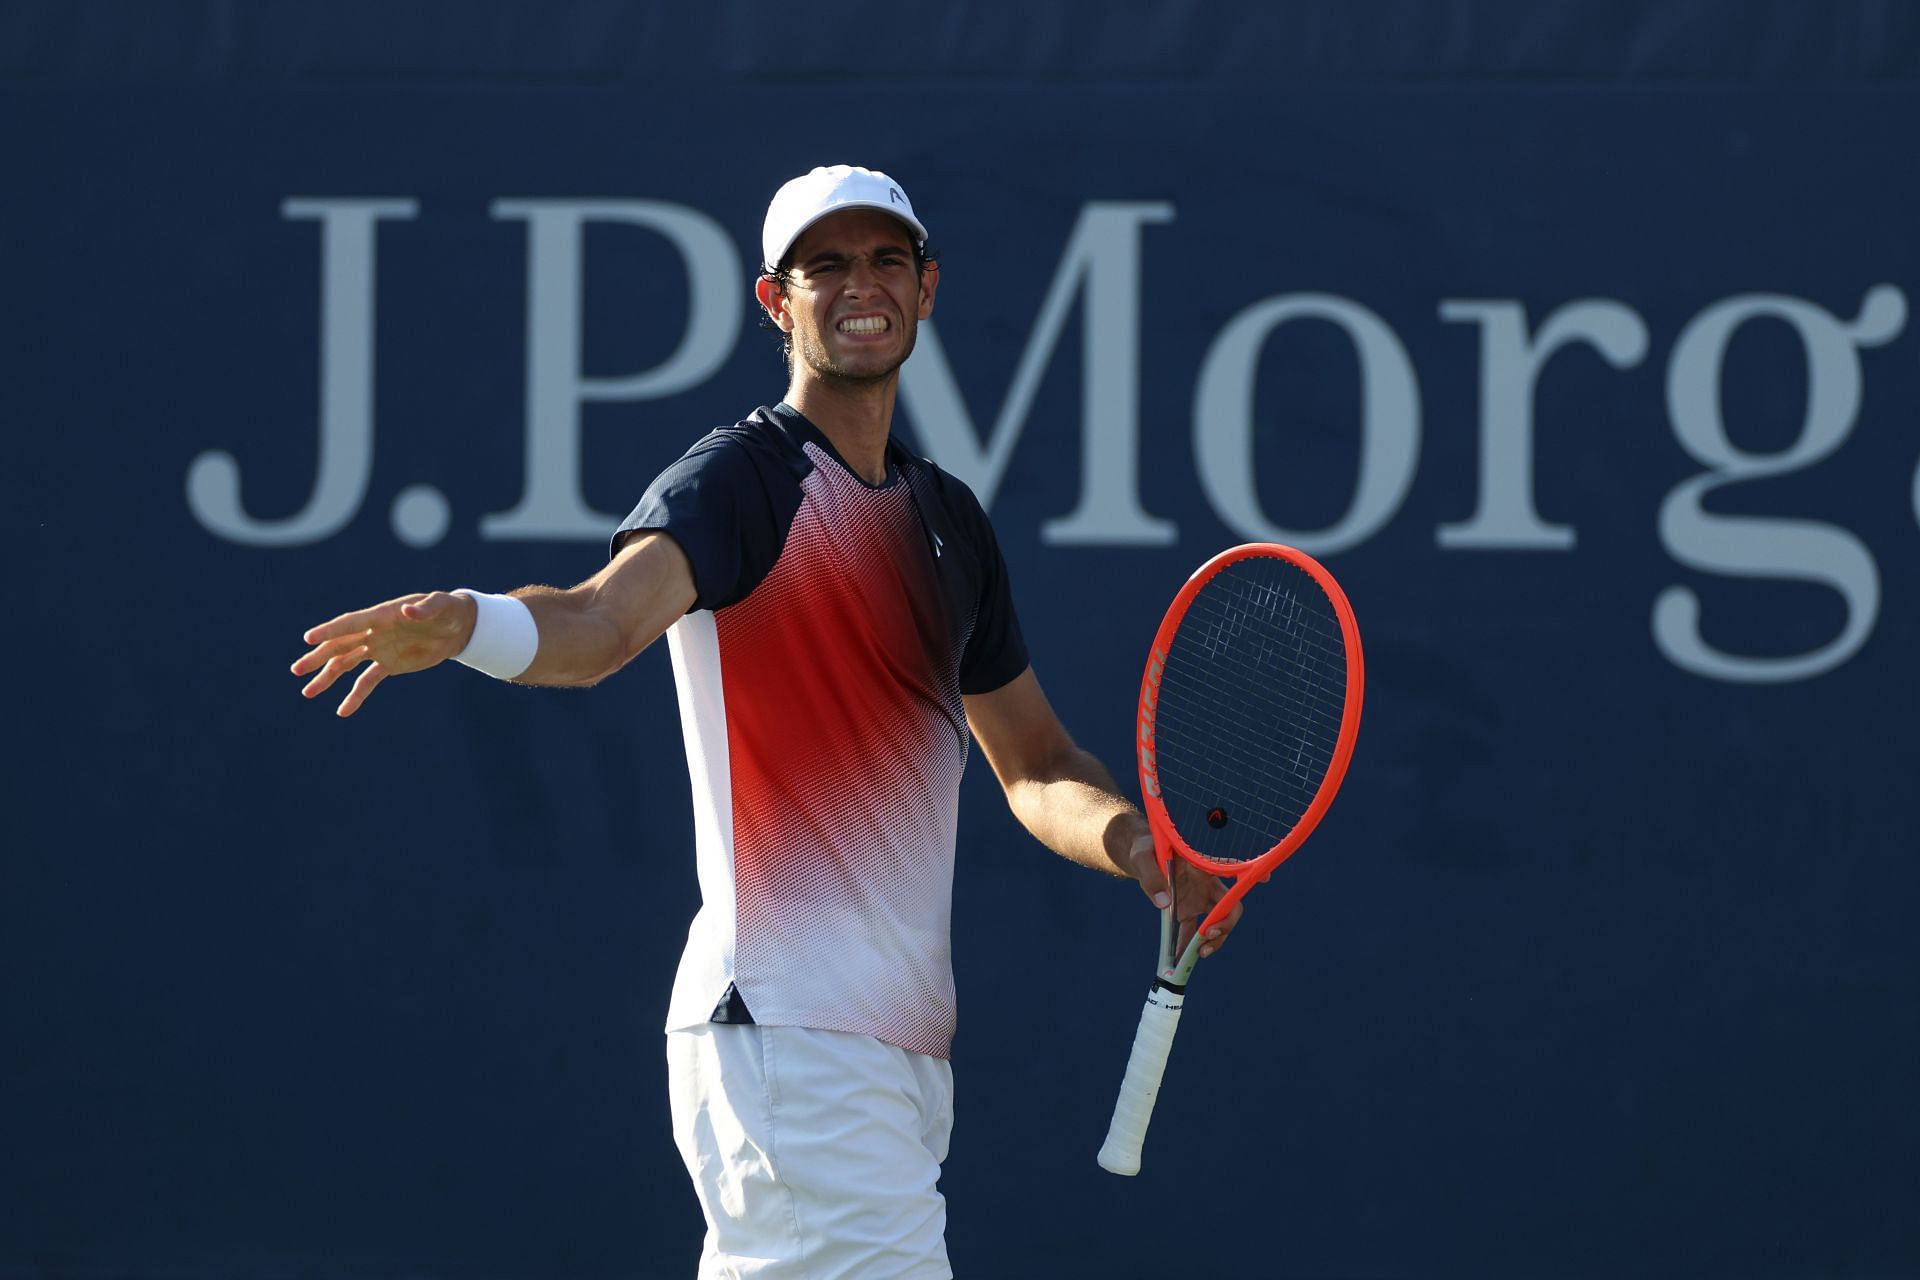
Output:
[451, 589, 539, 680]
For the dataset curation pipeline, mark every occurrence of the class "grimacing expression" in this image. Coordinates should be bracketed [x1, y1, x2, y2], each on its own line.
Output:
[763, 208, 937, 384]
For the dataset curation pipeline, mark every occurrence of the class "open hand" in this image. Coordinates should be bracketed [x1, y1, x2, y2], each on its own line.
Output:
[290, 591, 476, 717]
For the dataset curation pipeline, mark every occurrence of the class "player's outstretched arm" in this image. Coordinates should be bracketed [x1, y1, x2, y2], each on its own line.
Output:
[291, 531, 696, 718]
[964, 668, 1241, 956]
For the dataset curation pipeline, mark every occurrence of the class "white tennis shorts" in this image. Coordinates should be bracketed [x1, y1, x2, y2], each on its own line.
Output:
[666, 1022, 956, 1279]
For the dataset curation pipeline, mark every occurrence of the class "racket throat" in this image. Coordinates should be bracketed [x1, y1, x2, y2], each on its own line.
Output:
[1156, 901, 1205, 987]
[1163, 933, 1204, 986]
[1156, 871, 1205, 985]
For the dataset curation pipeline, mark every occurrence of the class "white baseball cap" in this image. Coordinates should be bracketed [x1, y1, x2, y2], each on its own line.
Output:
[761, 164, 929, 272]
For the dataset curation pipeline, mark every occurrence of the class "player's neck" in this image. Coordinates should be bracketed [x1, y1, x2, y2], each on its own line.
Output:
[785, 374, 898, 485]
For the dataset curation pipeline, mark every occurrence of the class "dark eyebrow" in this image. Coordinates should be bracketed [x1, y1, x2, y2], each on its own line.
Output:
[797, 242, 914, 270]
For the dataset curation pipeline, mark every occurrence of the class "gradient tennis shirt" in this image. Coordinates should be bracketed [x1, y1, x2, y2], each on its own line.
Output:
[614, 403, 1029, 1060]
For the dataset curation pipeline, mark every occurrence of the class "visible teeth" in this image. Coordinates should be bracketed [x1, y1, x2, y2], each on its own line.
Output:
[839, 316, 888, 334]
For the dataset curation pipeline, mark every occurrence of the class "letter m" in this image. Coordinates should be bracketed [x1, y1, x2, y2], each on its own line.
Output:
[895, 202, 1176, 545]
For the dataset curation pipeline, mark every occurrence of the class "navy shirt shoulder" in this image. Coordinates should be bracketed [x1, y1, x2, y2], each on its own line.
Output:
[614, 403, 1029, 693]
[611, 406, 806, 611]
[893, 448, 1029, 695]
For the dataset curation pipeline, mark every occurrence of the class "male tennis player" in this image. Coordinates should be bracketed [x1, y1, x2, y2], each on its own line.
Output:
[292, 164, 1237, 1278]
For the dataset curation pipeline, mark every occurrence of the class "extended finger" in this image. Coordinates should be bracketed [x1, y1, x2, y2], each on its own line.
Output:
[302, 610, 385, 645]
[300, 644, 369, 699]
[337, 662, 387, 718]
[290, 630, 369, 677]
[302, 592, 428, 646]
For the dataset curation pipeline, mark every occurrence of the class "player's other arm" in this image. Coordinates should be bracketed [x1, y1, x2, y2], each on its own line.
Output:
[292, 531, 696, 717]
[964, 668, 1157, 884]
[965, 668, 1240, 955]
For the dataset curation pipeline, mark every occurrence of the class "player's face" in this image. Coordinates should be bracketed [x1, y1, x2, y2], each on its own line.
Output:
[762, 208, 938, 385]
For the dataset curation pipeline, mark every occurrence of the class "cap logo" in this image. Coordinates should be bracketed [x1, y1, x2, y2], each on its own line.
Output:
[889, 188, 905, 204]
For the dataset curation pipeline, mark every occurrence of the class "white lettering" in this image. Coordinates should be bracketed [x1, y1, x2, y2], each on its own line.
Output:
[1436, 299, 1649, 550]
[186, 198, 418, 546]
[897, 203, 1178, 545]
[1192, 294, 1420, 555]
[484, 200, 740, 540]
[1654, 285, 1907, 681]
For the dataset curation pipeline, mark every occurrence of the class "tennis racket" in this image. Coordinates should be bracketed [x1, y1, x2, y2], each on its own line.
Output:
[1096, 542, 1364, 1176]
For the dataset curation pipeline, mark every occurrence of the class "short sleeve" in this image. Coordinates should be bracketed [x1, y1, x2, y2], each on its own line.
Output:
[945, 479, 1030, 696]
[610, 430, 795, 612]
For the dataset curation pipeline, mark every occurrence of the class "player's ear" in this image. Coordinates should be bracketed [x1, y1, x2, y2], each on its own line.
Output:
[755, 276, 794, 332]
[917, 259, 939, 320]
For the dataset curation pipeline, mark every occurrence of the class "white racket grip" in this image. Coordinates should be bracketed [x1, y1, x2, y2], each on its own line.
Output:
[1096, 983, 1186, 1175]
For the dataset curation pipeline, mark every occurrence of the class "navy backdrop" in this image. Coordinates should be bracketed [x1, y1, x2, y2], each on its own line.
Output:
[6, 4, 1918, 1277]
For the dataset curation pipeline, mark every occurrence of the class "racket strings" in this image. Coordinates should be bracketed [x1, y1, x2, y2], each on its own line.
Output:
[1152, 558, 1349, 863]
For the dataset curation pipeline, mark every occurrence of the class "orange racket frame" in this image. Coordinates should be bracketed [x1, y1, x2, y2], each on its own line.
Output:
[1136, 541, 1365, 947]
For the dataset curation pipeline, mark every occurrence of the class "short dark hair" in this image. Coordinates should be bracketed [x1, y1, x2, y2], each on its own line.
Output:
[757, 239, 940, 371]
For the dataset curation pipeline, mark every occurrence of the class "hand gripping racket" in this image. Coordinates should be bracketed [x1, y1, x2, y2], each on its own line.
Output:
[1096, 543, 1364, 1175]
